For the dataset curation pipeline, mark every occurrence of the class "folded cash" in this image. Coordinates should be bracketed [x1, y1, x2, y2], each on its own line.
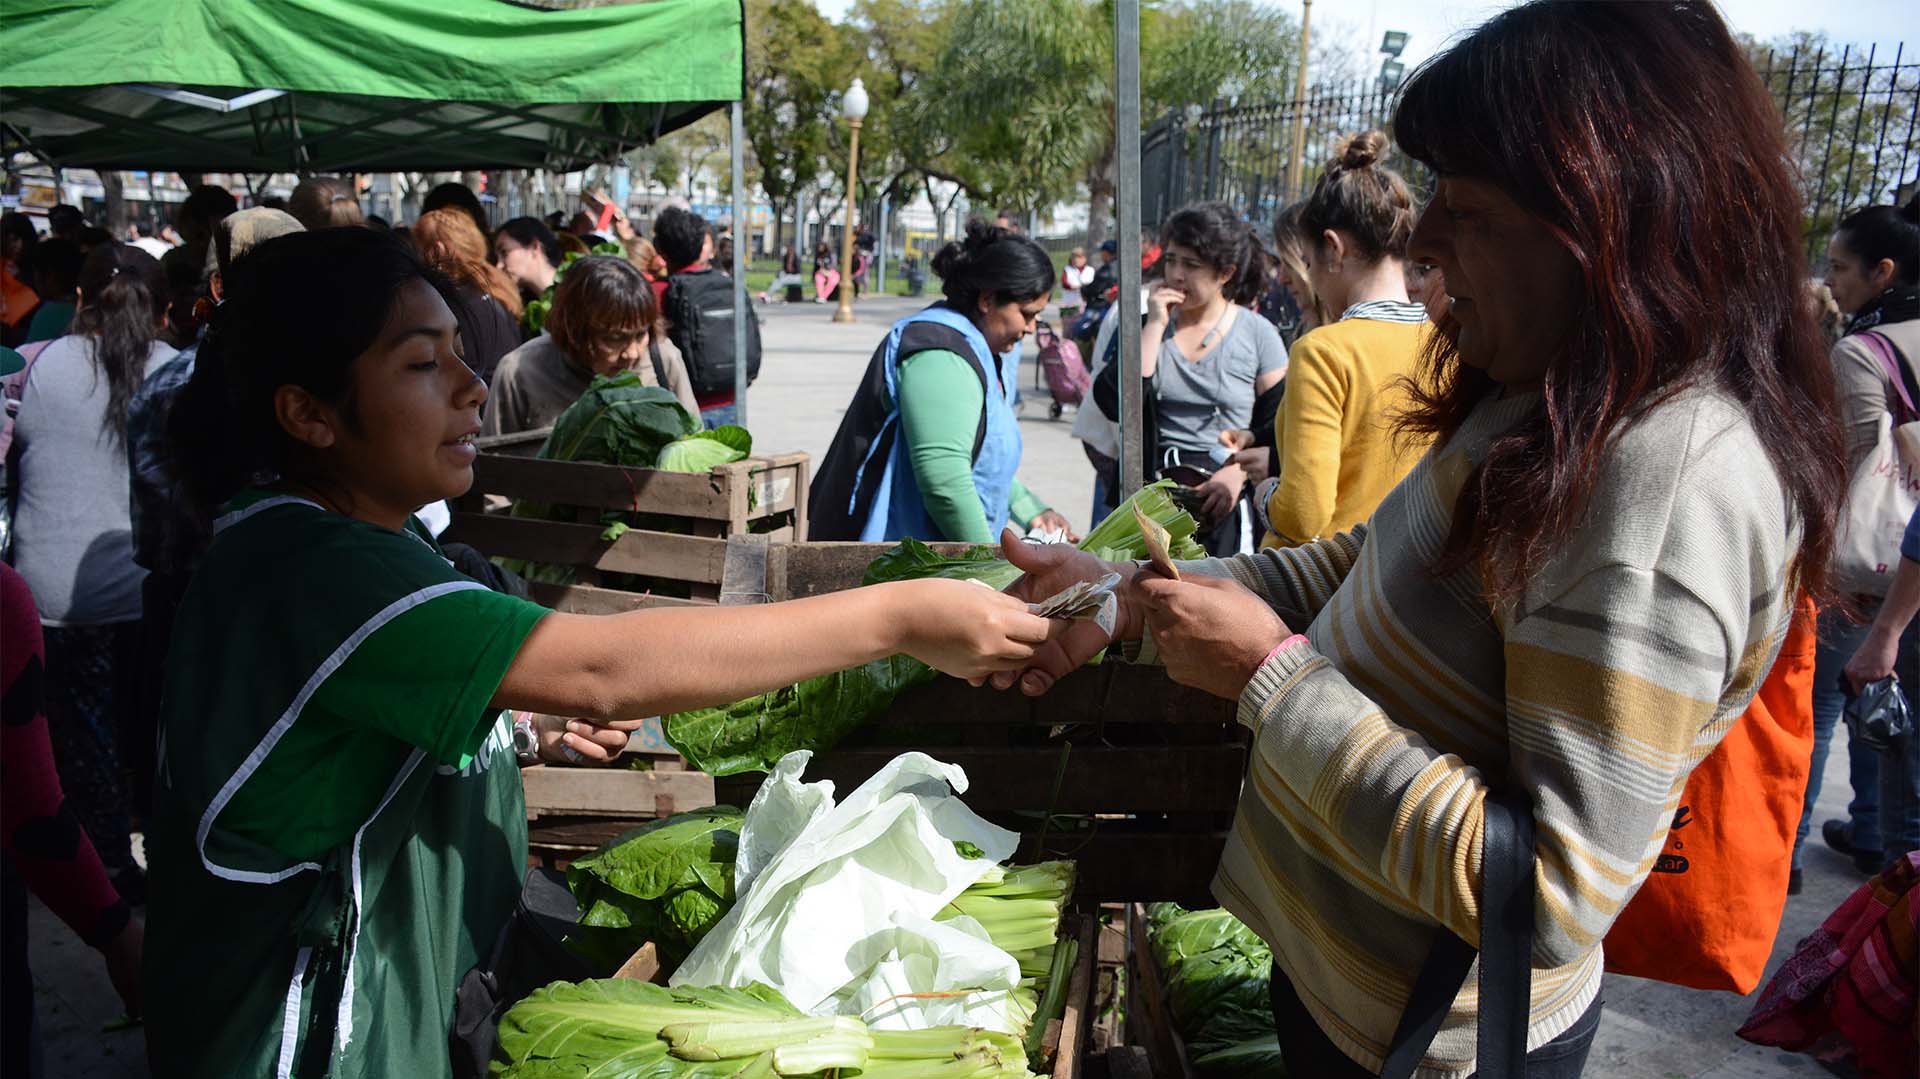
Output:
[1030, 571, 1122, 635]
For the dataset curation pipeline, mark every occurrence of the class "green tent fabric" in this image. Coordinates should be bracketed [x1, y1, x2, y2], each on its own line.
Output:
[0, 0, 744, 172]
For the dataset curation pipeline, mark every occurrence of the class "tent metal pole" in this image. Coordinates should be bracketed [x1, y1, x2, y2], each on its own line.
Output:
[731, 99, 749, 428]
[1115, 0, 1144, 498]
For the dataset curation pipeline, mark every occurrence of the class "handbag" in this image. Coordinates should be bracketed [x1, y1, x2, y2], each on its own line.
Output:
[1379, 789, 1536, 1079]
[1601, 595, 1817, 992]
[1844, 674, 1914, 754]
[1833, 331, 1920, 596]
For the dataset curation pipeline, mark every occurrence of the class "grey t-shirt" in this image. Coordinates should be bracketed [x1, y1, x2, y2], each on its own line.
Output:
[12, 334, 178, 625]
[1150, 308, 1287, 453]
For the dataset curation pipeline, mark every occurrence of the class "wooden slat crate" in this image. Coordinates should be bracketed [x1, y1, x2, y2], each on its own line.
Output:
[514, 536, 1246, 905]
[443, 428, 809, 607]
[713, 539, 1246, 909]
[1123, 902, 1201, 1079]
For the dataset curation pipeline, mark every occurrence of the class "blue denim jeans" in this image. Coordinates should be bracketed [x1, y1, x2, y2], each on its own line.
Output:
[699, 403, 739, 428]
[1877, 618, 1920, 867]
[1795, 608, 1881, 868]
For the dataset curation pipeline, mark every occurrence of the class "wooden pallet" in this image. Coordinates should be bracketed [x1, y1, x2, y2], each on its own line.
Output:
[443, 428, 809, 608]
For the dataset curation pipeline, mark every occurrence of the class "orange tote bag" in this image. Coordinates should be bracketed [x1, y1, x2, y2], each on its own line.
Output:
[1602, 595, 1818, 993]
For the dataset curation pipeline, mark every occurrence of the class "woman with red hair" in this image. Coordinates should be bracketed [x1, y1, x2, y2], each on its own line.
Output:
[412, 206, 523, 384]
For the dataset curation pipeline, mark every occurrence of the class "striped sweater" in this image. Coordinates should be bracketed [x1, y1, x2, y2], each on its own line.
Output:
[1187, 383, 1795, 1077]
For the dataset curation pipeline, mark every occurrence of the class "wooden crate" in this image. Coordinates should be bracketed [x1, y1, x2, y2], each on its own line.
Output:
[521, 752, 717, 864]
[714, 539, 1246, 909]
[1046, 912, 1101, 1079]
[443, 428, 809, 609]
[515, 536, 1246, 902]
[1123, 902, 1200, 1079]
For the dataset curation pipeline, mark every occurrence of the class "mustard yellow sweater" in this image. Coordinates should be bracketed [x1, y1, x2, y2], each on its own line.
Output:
[1264, 314, 1432, 547]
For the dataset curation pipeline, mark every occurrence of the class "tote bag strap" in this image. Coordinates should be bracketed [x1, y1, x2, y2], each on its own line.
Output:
[1380, 789, 1537, 1079]
[1857, 331, 1919, 423]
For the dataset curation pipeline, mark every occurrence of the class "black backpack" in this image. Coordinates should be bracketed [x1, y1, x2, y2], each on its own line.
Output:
[662, 269, 763, 396]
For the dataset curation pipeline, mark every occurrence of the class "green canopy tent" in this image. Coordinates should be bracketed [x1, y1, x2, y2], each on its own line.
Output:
[0, 0, 762, 421]
[0, 0, 742, 173]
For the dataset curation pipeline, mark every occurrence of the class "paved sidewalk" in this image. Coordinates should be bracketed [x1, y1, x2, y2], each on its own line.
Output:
[30, 290, 1854, 1077]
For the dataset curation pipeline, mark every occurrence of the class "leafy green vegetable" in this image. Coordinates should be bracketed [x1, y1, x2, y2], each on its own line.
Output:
[494, 979, 833, 1078]
[665, 655, 938, 778]
[860, 538, 1017, 588]
[1145, 904, 1286, 1078]
[564, 808, 743, 973]
[665, 483, 1204, 777]
[540, 372, 700, 468]
[496, 978, 1042, 1078]
[655, 425, 753, 473]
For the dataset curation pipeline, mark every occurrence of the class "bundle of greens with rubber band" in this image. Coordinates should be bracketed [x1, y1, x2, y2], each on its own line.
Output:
[663, 481, 1205, 777]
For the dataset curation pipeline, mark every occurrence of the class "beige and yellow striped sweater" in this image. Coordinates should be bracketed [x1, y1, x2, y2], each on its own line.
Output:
[1184, 385, 1795, 1077]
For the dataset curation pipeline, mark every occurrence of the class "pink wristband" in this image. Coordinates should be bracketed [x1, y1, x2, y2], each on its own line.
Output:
[1264, 634, 1310, 666]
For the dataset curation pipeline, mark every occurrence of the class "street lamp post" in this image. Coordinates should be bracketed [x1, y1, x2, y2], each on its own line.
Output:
[833, 78, 869, 324]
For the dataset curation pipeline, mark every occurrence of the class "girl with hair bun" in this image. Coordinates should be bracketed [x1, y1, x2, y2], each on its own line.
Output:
[811, 219, 1075, 542]
[1262, 128, 1433, 549]
[9, 243, 176, 896]
[143, 227, 1066, 1078]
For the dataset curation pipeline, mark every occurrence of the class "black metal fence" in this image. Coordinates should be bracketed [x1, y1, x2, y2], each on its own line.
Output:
[1143, 42, 1919, 264]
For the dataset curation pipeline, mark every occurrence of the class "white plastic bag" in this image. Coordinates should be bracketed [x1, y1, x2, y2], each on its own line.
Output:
[670, 751, 1022, 1027]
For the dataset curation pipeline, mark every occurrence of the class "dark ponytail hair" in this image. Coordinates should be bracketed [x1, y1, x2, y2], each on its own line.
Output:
[932, 219, 1055, 314]
[71, 243, 166, 449]
[496, 217, 561, 267]
[1295, 130, 1416, 264]
[168, 229, 457, 518]
[1835, 197, 1920, 286]
[1161, 201, 1269, 306]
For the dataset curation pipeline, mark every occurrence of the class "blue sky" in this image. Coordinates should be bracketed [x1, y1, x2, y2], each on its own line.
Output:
[812, 0, 1913, 74]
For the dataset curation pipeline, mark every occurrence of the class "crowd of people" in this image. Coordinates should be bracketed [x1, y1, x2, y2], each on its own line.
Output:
[0, 2, 1917, 1078]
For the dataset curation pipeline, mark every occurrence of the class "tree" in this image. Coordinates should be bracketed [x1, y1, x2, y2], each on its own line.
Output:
[743, 0, 857, 251]
[896, 0, 1305, 244]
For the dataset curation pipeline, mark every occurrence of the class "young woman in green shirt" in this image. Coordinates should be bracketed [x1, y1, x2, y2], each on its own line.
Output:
[144, 228, 1063, 1079]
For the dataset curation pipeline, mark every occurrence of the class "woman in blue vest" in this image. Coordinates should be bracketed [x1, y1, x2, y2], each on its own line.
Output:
[811, 220, 1075, 541]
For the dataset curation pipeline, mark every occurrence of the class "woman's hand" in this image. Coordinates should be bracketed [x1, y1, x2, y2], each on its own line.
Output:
[1027, 508, 1080, 543]
[1137, 574, 1290, 700]
[535, 713, 634, 764]
[1197, 461, 1247, 523]
[1147, 286, 1187, 325]
[892, 577, 1064, 684]
[1844, 626, 1902, 696]
[993, 528, 1147, 695]
[1218, 428, 1255, 451]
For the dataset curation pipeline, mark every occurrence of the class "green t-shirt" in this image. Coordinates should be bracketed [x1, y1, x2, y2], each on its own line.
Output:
[896, 347, 1049, 542]
[146, 491, 549, 1079]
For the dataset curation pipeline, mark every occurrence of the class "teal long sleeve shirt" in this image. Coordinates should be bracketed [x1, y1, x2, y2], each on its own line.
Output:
[895, 348, 1049, 542]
